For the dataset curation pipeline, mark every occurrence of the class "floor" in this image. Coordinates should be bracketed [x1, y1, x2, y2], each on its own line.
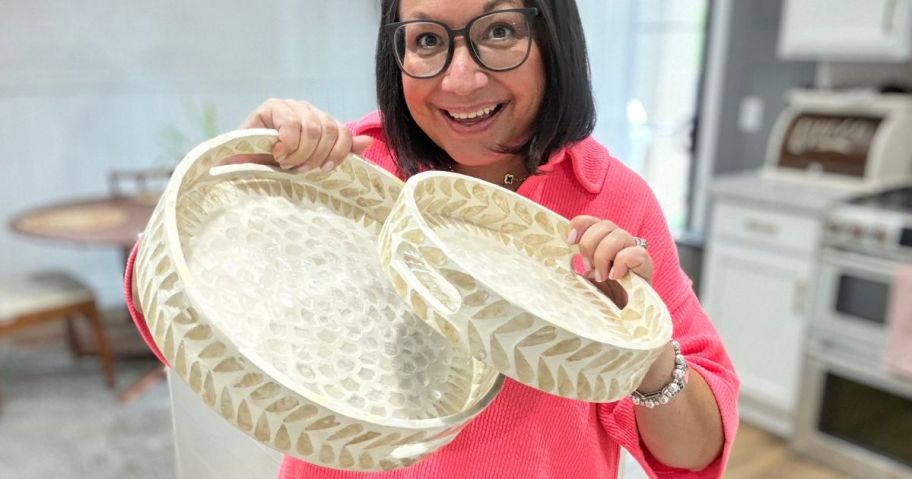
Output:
[0, 325, 174, 479]
[726, 423, 851, 479]
[0, 323, 860, 479]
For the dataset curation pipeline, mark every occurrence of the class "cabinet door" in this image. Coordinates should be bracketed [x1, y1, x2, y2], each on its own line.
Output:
[779, 0, 911, 61]
[701, 240, 812, 432]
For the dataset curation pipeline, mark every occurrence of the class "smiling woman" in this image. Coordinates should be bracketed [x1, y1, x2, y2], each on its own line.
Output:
[378, 0, 595, 189]
[124, 0, 739, 478]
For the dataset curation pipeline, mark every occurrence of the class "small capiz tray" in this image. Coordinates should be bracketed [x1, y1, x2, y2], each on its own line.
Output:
[378, 172, 673, 402]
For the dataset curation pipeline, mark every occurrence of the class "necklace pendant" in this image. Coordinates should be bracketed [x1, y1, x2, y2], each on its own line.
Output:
[504, 173, 516, 185]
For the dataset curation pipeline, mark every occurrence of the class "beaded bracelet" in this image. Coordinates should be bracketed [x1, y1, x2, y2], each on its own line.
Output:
[630, 340, 688, 408]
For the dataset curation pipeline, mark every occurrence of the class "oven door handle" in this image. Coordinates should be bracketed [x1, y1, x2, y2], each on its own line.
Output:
[821, 248, 899, 277]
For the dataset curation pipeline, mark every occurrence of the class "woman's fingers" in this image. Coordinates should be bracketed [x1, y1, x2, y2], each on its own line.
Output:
[609, 245, 652, 282]
[303, 112, 341, 171]
[566, 215, 602, 244]
[566, 215, 653, 284]
[313, 121, 353, 172]
[238, 98, 277, 128]
[235, 99, 354, 172]
[352, 135, 374, 155]
[279, 101, 322, 170]
[569, 216, 619, 277]
[591, 229, 632, 282]
[240, 99, 302, 167]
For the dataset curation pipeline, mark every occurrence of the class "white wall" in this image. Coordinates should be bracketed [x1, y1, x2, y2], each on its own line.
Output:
[1, 0, 707, 308]
[0, 1, 380, 307]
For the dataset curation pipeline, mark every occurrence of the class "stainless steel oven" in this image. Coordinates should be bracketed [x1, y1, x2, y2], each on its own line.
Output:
[793, 184, 912, 478]
[794, 336, 912, 478]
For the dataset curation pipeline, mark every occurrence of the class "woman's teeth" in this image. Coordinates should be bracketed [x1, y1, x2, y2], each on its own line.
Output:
[447, 104, 500, 122]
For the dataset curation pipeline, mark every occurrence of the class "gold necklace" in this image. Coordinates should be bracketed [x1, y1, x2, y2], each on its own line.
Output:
[445, 165, 528, 188]
[503, 173, 528, 187]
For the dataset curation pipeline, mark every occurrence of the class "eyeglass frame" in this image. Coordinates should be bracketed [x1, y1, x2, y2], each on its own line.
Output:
[384, 7, 540, 79]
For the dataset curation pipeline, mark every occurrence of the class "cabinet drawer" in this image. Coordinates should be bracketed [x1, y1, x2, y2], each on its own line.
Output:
[711, 202, 821, 254]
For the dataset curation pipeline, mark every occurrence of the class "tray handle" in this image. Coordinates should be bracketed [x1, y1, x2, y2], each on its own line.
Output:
[565, 237, 654, 314]
[389, 242, 463, 317]
[172, 129, 280, 194]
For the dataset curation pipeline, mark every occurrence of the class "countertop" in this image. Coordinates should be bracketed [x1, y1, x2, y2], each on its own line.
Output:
[709, 169, 872, 215]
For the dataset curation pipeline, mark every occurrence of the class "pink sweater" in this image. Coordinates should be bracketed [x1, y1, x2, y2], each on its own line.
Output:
[124, 112, 738, 479]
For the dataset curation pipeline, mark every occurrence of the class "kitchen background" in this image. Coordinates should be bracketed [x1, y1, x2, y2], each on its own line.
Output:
[0, 0, 910, 478]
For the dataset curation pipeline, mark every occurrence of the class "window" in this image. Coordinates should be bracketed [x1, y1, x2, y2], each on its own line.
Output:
[580, 0, 709, 234]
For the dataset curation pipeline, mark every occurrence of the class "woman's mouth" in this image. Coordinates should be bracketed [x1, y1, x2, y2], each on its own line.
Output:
[443, 103, 505, 126]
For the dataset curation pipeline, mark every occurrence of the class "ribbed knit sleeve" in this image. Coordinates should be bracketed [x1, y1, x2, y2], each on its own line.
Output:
[591, 167, 740, 479]
[123, 241, 169, 366]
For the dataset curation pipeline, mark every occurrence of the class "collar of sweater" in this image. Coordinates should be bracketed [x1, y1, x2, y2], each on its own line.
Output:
[539, 136, 611, 194]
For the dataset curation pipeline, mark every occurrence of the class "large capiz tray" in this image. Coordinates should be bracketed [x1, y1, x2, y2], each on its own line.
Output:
[134, 130, 502, 472]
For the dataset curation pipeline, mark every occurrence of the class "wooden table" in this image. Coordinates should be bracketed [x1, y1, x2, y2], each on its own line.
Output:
[9, 194, 157, 262]
[9, 193, 164, 402]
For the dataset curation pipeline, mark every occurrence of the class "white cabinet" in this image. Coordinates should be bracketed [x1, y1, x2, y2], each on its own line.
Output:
[779, 0, 912, 61]
[701, 200, 820, 437]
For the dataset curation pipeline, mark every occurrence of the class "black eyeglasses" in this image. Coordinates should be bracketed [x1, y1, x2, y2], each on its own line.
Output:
[385, 7, 539, 79]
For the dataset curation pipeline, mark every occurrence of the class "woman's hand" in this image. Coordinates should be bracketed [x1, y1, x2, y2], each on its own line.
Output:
[566, 215, 653, 308]
[229, 99, 373, 172]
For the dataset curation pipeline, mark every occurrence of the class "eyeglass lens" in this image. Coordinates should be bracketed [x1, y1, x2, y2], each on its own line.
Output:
[393, 10, 532, 78]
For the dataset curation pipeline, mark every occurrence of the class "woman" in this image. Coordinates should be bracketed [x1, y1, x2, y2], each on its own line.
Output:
[127, 0, 738, 477]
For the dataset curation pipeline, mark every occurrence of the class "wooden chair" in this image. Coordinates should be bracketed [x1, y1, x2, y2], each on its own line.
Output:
[0, 272, 116, 410]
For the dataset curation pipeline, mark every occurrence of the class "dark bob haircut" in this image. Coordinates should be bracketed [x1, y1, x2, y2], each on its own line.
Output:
[375, 0, 596, 177]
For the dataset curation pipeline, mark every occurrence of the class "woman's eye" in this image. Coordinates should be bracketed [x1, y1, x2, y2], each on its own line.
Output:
[416, 33, 442, 49]
[487, 24, 514, 39]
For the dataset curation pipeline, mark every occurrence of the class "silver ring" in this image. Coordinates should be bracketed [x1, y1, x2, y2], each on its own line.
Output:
[634, 237, 648, 250]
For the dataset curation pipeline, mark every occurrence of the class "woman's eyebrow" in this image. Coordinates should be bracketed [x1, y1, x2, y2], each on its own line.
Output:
[406, 0, 519, 21]
[406, 10, 431, 20]
[482, 0, 519, 13]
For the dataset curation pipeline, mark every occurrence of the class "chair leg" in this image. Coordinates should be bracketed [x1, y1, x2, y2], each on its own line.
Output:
[64, 317, 85, 358]
[83, 303, 116, 388]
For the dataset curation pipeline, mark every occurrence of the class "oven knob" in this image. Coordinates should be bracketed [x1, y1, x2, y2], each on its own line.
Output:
[872, 228, 887, 244]
[826, 222, 841, 233]
[851, 226, 863, 239]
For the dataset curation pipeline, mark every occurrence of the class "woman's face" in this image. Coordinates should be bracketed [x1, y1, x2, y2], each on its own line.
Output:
[398, 0, 545, 168]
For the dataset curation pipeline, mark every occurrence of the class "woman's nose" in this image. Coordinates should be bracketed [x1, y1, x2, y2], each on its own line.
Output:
[440, 41, 488, 95]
